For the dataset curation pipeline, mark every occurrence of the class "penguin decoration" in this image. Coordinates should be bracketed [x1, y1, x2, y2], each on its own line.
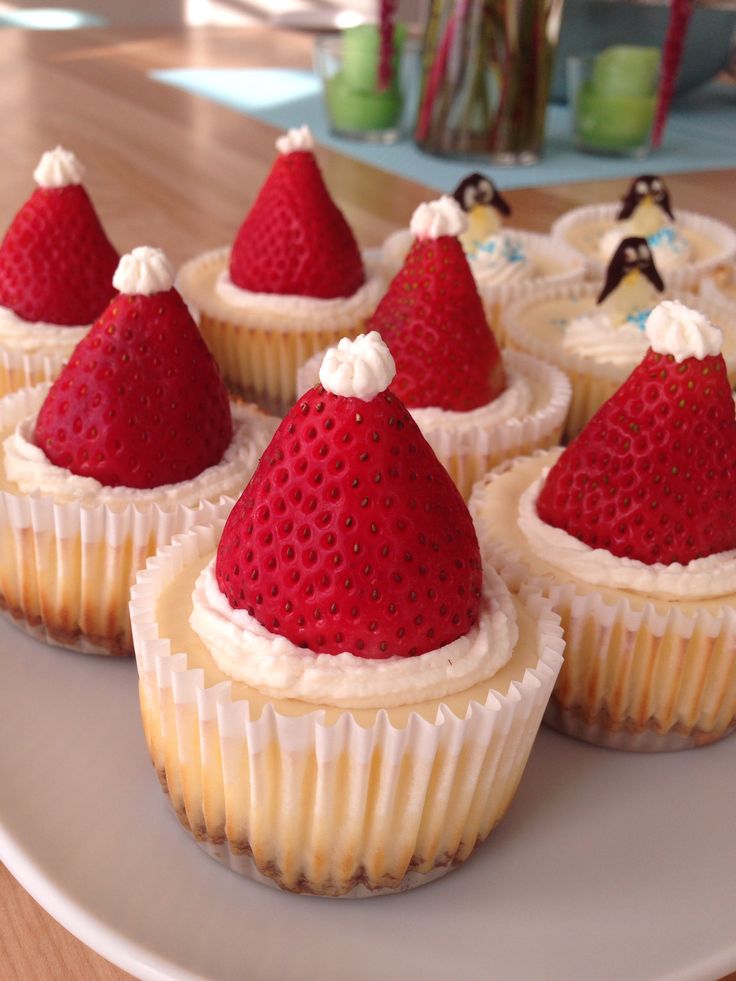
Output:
[616, 175, 675, 237]
[597, 236, 665, 326]
[452, 173, 511, 252]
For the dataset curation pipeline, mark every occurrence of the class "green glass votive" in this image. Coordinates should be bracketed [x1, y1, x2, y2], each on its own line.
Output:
[568, 46, 661, 156]
[314, 25, 418, 143]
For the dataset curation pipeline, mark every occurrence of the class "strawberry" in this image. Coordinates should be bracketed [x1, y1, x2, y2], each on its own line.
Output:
[229, 131, 365, 300]
[216, 335, 482, 659]
[35, 247, 232, 489]
[537, 304, 736, 566]
[367, 217, 505, 411]
[0, 176, 118, 326]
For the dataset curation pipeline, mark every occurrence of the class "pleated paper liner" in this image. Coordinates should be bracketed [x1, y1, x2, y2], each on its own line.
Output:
[501, 282, 736, 441]
[0, 384, 276, 655]
[701, 272, 736, 317]
[296, 348, 572, 500]
[0, 345, 71, 399]
[130, 512, 564, 897]
[551, 204, 736, 288]
[177, 247, 386, 416]
[469, 451, 736, 752]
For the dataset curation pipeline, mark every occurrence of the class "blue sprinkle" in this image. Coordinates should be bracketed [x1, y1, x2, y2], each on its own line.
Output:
[647, 227, 677, 249]
[626, 308, 653, 331]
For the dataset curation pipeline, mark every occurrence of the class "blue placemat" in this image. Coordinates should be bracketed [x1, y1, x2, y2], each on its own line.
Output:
[151, 66, 736, 191]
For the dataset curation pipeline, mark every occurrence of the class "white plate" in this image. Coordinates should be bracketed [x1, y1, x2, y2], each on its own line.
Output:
[1, 616, 735, 981]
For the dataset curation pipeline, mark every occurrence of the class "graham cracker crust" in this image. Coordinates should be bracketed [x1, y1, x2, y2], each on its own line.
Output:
[545, 698, 736, 752]
[0, 598, 132, 656]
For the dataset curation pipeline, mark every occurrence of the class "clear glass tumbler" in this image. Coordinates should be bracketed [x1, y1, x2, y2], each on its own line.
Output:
[414, 0, 565, 164]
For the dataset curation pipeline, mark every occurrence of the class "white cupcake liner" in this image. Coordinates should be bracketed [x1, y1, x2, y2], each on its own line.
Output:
[296, 348, 571, 499]
[551, 204, 736, 290]
[701, 273, 736, 317]
[470, 453, 736, 752]
[0, 385, 273, 656]
[0, 345, 70, 399]
[502, 281, 736, 441]
[130, 514, 564, 897]
[177, 248, 385, 415]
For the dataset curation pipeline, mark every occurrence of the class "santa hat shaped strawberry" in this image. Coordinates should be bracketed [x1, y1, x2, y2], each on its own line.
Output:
[216, 331, 483, 659]
[366, 196, 506, 412]
[0, 146, 119, 326]
[34, 246, 232, 489]
[229, 125, 365, 300]
[536, 299, 736, 565]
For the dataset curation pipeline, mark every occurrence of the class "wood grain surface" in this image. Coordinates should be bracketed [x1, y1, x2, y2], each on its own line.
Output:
[0, 23, 734, 981]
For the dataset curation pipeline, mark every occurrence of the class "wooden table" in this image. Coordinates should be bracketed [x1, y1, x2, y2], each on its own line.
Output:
[0, 24, 734, 981]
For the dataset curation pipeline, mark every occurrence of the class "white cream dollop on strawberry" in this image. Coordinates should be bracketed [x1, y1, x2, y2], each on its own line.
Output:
[645, 300, 722, 363]
[113, 247, 174, 296]
[189, 556, 516, 708]
[33, 146, 85, 189]
[319, 331, 395, 401]
[275, 125, 314, 155]
[410, 196, 468, 240]
[519, 469, 736, 599]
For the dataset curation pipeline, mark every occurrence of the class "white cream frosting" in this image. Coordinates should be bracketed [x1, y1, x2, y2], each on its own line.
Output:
[645, 300, 722, 362]
[0, 305, 88, 351]
[214, 267, 380, 314]
[275, 125, 314, 155]
[381, 228, 414, 268]
[410, 196, 468, 240]
[561, 312, 650, 365]
[599, 224, 692, 273]
[467, 233, 532, 288]
[33, 146, 84, 189]
[410, 364, 532, 434]
[319, 332, 395, 401]
[519, 471, 736, 600]
[190, 557, 517, 708]
[3, 403, 275, 507]
[113, 247, 174, 296]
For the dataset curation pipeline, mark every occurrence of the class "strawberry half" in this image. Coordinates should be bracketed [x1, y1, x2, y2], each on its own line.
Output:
[230, 128, 365, 299]
[367, 200, 505, 411]
[35, 247, 232, 489]
[537, 304, 736, 566]
[216, 338, 482, 659]
[0, 152, 118, 325]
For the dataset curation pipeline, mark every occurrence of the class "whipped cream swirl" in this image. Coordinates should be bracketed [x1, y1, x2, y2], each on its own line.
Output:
[410, 196, 468, 240]
[190, 558, 517, 708]
[319, 332, 395, 401]
[113, 247, 174, 296]
[519, 471, 736, 600]
[468, 234, 531, 288]
[646, 300, 722, 362]
[33, 146, 85, 188]
[276, 125, 314, 155]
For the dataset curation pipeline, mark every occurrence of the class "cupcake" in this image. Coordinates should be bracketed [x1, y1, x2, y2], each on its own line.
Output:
[0, 146, 119, 397]
[177, 125, 384, 416]
[0, 247, 276, 655]
[130, 332, 564, 896]
[379, 174, 585, 345]
[551, 174, 736, 290]
[299, 198, 571, 499]
[502, 238, 736, 440]
[471, 299, 736, 751]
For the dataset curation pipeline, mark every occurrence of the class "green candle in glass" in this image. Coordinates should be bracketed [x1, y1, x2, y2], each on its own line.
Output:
[314, 23, 408, 142]
[569, 46, 661, 156]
